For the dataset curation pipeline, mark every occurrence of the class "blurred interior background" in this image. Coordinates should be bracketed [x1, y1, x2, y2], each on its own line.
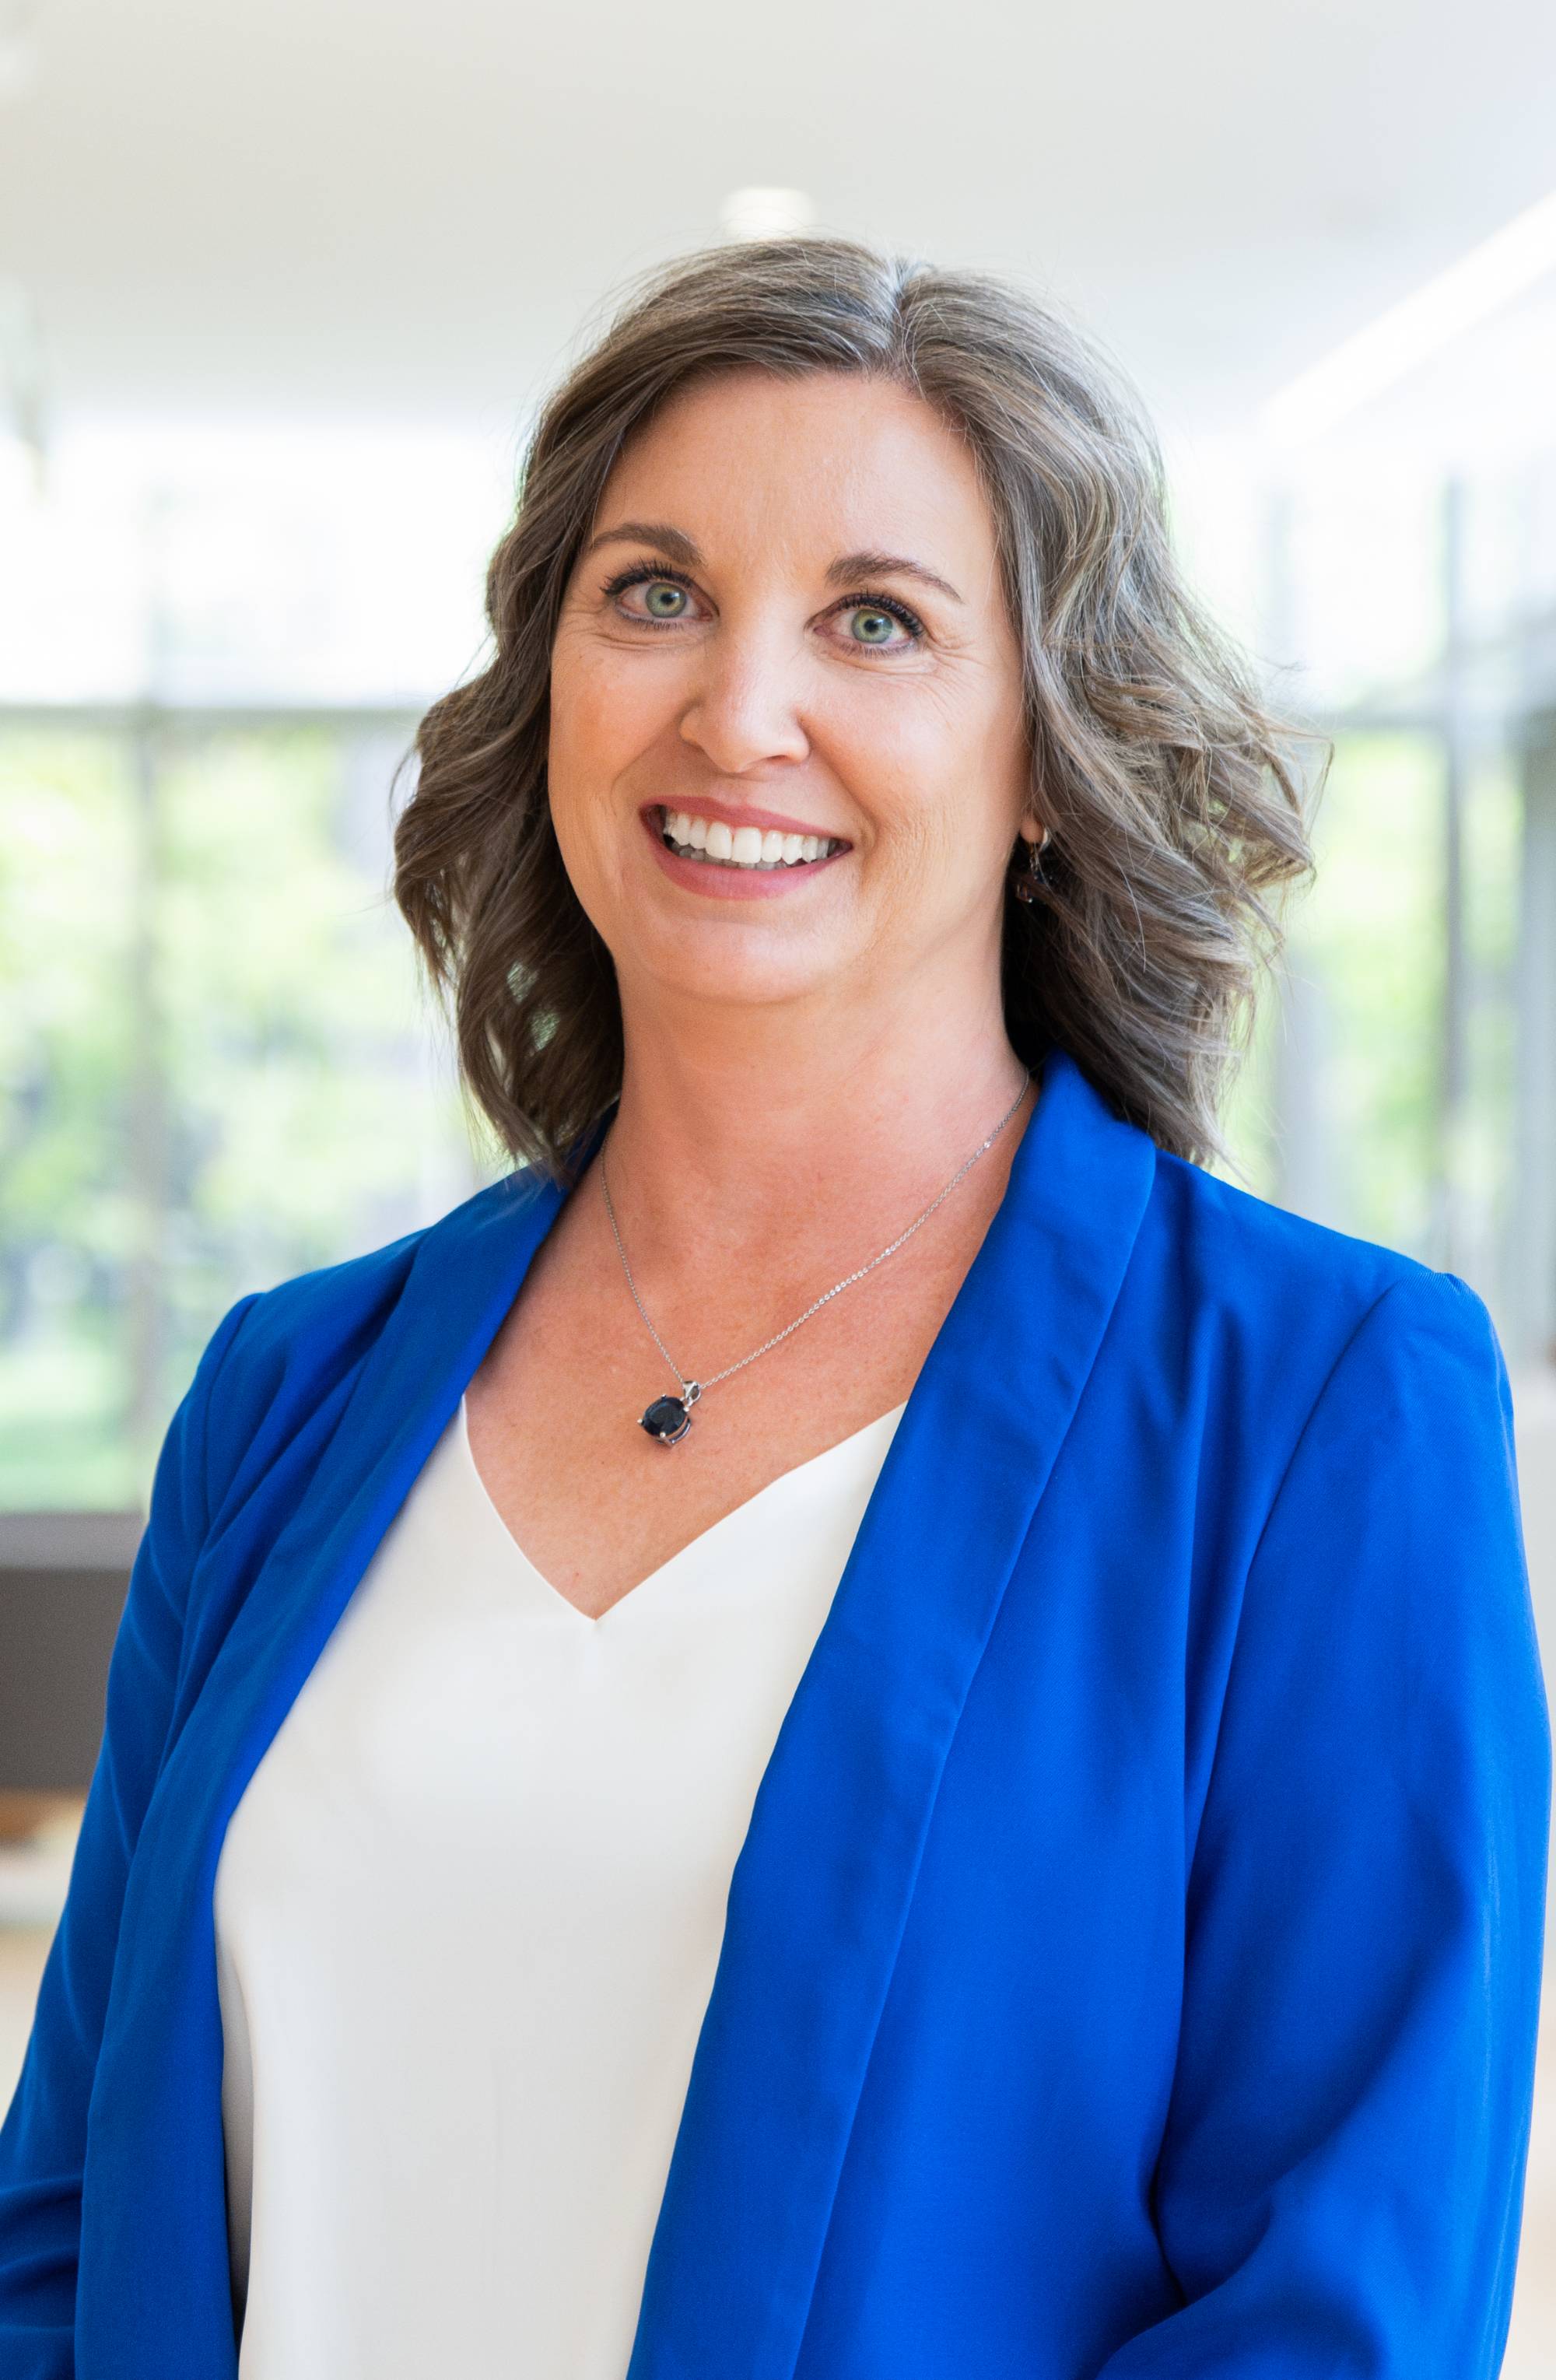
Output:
[1, 2, 1553, 2362]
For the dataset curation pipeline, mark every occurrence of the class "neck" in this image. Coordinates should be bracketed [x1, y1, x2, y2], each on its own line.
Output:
[597, 966, 1034, 1270]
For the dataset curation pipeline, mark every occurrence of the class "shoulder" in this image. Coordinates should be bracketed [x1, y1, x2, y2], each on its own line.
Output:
[1043, 1052, 1498, 1408]
[1147, 1144, 1418, 1309]
[1130, 1145, 1509, 1447]
[191, 1169, 542, 1513]
[1130, 1161, 1533, 1737]
[1152, 1144, 1491, 1334]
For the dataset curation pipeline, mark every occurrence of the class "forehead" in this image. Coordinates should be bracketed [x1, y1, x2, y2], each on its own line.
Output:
[591, 368, 1001, 582]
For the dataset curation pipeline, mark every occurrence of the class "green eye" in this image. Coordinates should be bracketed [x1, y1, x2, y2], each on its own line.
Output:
[850, 607, 899, 644]
[643, 581, 688, 618]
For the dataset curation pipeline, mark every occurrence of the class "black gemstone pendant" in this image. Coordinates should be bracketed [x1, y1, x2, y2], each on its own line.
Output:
[640, 1392, 694, 1445]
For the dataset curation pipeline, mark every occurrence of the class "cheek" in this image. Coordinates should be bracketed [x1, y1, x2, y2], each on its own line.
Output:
[545, 649, 616, 902]
[547, 629, 673, 794]
[822, 681, 1019, 871]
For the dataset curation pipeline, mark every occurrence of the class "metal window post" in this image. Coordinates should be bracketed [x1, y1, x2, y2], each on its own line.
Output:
[1513, 710, 1556, 1368]
[1432, 476, 1472, 1277]
[126, 705, 169, 1480]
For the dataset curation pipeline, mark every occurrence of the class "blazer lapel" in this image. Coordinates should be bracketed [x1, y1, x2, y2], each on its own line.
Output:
[96, 1147, 602, 2367]
[624, 1050, 1158, 2380]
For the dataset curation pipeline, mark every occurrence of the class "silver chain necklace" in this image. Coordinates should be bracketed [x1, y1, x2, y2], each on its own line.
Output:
[600, 1069, 1032, 1446]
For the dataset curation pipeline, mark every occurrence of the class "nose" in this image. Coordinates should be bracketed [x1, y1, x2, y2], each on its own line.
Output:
[676, 621, 811, 775]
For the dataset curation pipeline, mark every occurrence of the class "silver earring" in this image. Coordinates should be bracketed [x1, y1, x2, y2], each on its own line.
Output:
[1011, 829, 1050, 905]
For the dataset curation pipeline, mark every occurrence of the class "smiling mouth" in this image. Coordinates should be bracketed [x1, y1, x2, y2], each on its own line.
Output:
[654, 804, 846, 871]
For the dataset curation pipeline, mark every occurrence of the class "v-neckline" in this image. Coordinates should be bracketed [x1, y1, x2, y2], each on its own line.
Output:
[454, 1394, 909, 1631]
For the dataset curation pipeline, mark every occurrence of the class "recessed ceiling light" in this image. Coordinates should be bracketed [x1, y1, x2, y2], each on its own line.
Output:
[720, 188, 814, 242]
[1261, 187, 1556, 449]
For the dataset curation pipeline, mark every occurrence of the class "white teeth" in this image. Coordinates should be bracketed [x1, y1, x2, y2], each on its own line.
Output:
[659, 808, 840, 868]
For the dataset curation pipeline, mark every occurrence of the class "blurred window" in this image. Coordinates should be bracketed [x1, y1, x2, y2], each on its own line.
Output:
[1, 429, 513, 1507]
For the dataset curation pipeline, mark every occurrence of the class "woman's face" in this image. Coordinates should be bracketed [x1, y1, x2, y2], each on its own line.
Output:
[548, 367, 1032, 1028]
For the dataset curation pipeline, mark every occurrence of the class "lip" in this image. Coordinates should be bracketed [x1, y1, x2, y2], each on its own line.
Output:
[637, 795, 851, 846]
[641, 803, 848, 901]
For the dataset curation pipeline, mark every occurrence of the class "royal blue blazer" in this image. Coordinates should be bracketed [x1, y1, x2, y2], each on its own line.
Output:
[0, 1050, 1549, 2378]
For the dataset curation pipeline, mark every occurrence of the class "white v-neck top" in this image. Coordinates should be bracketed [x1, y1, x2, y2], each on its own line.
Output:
[212, 1390, 908, 2378]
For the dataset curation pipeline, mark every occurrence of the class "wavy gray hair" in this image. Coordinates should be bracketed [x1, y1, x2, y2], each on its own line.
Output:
[394, 236, 1318, 1179]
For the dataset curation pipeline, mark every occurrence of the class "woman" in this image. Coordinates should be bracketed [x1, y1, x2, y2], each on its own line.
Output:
[0, 237, 1548, 2380]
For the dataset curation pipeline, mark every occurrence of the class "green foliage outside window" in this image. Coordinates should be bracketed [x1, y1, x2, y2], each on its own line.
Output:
[0, 724, 485, 1511]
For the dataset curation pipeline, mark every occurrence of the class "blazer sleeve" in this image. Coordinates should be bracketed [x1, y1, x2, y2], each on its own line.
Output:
[1098, 1267, 1551, 2378]
[0, 1291, 260, 2378]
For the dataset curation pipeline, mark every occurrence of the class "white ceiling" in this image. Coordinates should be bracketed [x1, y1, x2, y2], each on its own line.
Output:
[2, 0, 1555, 446]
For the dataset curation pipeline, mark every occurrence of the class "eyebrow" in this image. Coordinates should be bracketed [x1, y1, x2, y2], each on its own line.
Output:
[826, 549, 965, 605]
[582, 523, 965, 605]
[582, 521, 703, 566]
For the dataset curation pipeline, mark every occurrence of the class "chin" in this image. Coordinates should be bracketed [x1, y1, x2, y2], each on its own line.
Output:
[633, 924, 849, 1011]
